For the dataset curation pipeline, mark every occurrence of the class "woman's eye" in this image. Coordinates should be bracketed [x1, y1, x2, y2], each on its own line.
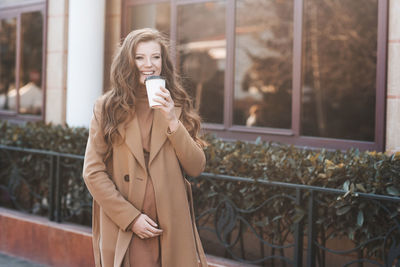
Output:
[153, 55, 161, 59]
[135, 56, 143, 60]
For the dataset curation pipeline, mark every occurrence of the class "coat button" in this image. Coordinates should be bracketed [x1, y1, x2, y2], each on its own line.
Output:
[124, 175, 129, 182]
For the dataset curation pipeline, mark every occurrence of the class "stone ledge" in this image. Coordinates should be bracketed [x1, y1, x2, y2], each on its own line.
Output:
[0, 207, 93, 267]
[0, 207, 254, 267]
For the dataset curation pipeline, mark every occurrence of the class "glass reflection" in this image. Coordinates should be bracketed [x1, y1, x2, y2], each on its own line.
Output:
[177, 1, 225, 124]
[301, 0, 377, 141]
[127, 3, 170, 37]
[18, 11, 43, 115]
[234, 0, 293, 129]
[0, 17, 17, 112]
[0, 0, 33, 5]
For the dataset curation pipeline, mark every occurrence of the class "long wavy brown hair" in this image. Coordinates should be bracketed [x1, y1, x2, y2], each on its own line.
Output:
[99, 28, 206, 159]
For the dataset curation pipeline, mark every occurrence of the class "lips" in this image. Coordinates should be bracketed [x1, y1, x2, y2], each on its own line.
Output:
[141, 71, 155, 76]
[140, 70, 158, 84]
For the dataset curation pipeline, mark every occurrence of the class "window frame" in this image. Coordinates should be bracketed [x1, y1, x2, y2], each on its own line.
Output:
[122, 0, 387, 151]
[0, 0, 47, 122]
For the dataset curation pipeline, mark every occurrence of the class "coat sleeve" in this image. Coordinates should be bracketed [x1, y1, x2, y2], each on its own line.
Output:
[166, 120, 206, 177]
[82, 99, 141, 231]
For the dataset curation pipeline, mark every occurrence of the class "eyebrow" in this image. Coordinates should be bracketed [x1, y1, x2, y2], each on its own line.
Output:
[135, 52, 161, 56]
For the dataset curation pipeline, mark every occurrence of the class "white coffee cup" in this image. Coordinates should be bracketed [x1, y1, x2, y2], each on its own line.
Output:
[145, 76, 165, 108]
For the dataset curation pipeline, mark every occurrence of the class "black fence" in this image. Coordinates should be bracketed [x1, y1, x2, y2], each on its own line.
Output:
[193, 173, 400, 267]
[0, 145, 90, 224]
[1, 144, 399, 267]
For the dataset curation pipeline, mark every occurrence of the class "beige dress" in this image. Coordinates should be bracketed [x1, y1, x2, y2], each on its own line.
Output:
[124, 97, 161, 267]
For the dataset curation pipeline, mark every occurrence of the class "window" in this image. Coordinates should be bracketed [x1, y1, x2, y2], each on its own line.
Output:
[123, 0, 387, 151]
[124, 2, 170, 38]
[177, 2, 225, 124]
[234, 0, 293, 129]
[0, 1, 46, 121]
[301, 0, 378, 142]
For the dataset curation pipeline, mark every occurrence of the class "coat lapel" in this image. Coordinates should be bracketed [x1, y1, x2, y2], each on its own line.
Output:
[113, 230, 133, 267]
[149, 107, 182, 165]
[118, 113, 146, 171]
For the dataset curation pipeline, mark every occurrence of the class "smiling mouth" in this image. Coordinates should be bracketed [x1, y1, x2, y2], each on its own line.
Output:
[141, 71, 155, 76]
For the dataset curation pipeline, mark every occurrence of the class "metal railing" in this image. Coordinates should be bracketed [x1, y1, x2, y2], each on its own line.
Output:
[192, 173, 400, 266]
[1, 144, 400, 266]
[0, 145, 90, 224]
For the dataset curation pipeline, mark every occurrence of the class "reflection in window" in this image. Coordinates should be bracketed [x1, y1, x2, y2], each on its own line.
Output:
[0, 11, 43, 116]
[18, 11, 43, 115]
[301, 0, 377, 141]
[234, 0, 293, 129]
[0, 17, 17, 112]
[127, 3, 170, 37]
[177, 1, 225, 124]
[0, 0, 31, 5]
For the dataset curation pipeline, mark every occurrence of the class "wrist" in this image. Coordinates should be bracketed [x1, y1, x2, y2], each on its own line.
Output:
[168, 119, 179, 133]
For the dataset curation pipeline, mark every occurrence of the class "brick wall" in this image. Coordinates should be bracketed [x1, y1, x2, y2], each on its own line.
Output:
[0, 208, 94, 267]
[0, 208, 250, 267]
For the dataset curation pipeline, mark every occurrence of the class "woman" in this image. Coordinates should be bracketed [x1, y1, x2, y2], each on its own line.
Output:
[83, 28, 208, 267]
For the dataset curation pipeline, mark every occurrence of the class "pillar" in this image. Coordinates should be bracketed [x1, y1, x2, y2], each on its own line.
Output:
[66, 0, 105, 127]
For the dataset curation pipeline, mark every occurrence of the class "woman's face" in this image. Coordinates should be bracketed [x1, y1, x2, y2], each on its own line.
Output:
[135, 40, 162, 85]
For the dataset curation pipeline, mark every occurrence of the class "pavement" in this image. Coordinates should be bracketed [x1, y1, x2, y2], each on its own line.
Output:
[0, 253, 47, 267]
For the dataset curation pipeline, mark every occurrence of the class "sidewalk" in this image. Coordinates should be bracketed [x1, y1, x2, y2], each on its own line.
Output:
[0, 253, 47, 267]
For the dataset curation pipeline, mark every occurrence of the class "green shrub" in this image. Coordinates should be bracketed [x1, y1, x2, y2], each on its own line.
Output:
[199, 135, 400, 261]
[0, 120, 88, 154]
[203, 134, 400, 195]
[1, 120, 400, 261]
[0, 120, 90, 223]
[1, 120, 399, 198]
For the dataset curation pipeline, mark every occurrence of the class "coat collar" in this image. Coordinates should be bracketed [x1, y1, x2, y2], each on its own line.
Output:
[149, 106, 182, 166]
[118, 110, 146, 171]
[117, 106, 182, 171]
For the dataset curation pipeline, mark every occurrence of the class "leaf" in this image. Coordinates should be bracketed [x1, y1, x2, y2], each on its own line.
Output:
[391, 152, 400, 161]
[386, 186, 400, 196]
[390, 211, 398, 219]
[336, 205, 351, 216]
[254, 220, 265, 227]
[355, 183, 367, 193]
[207, 192, 218, 198]
[255, 136, 262, 145]
[357, 210, 364, 227]
[325, 159, 334, 167]
[348, 228, 355, 241]
[343, 180, 350, 191]
[349, 183, 355, 193]
[272, 215, 283, 222]
[292, 206, 306, 223]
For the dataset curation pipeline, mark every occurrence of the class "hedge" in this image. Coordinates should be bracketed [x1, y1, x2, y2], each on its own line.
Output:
[1, 120, 400, 261]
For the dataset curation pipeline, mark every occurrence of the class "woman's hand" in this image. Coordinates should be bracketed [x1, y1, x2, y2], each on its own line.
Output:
[131, 214, 163, 239]
[154, 86, 179, 132]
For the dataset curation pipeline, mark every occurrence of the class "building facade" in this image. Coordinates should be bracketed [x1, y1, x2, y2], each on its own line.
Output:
[0, 0, 399, 153]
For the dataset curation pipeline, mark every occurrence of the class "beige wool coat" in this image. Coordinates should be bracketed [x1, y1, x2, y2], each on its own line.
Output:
[83, 97, 208, 267]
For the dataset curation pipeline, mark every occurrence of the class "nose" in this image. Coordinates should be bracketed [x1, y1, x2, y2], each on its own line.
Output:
[145, 57, 152, 67]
